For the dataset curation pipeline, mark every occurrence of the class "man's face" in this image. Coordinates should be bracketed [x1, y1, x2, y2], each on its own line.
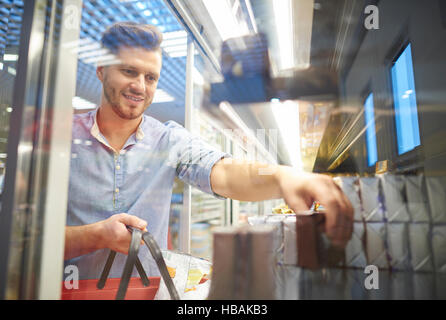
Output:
[97, 46, 162, 120]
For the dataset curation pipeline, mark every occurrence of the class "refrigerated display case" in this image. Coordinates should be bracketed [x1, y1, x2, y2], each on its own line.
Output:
[1, 0, 446, 300]
[165, 0, 446, 299]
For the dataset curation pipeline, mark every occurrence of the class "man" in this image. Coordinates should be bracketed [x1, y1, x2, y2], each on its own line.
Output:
[64, 22, 353, 279]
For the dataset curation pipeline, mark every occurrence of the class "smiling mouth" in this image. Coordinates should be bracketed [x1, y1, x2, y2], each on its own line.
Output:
[123, 93, 144, 103]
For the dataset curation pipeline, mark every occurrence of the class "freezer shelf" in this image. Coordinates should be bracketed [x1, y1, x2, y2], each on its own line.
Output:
[275, 265, 446, 300]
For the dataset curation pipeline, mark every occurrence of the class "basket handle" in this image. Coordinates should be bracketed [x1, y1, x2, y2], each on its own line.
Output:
[96, 228, 149, 295]
[115, 227, 144, 299]
[97, 226, 180, 300]
[142, 231, 180, 300]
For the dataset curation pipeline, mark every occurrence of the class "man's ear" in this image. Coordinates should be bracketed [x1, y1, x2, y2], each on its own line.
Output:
[96, 66, 104, 82]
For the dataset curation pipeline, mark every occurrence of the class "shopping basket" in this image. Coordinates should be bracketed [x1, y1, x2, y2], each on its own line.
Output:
[61, 227, 179, 300]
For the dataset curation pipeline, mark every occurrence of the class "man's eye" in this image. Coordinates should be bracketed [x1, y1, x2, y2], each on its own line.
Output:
[123, 69, 136, 76]
[146, 75, 157, 82]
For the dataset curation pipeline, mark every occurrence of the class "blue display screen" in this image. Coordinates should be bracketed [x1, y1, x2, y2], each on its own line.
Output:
[391, 43, 421, 155]
[365, 93, 378, 167]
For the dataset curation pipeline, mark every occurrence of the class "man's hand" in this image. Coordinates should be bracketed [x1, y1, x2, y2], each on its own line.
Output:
[97, 213, 148, 255]
[64, 213, 147, 260]
[211, 159, 353, 248]
[277, 167, 354, 248]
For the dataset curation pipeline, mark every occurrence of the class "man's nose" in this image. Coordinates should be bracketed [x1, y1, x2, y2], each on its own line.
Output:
[130, 74, 146, 93]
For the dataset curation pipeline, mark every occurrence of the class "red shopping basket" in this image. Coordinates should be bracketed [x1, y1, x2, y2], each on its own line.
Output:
[61, 227, 179, 300]
[61, 277, 160, 300]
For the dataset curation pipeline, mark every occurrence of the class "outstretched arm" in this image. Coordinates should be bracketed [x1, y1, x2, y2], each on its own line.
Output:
[210, 159, 353, 248]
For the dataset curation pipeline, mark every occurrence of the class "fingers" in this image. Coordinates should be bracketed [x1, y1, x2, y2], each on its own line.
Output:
[282, 185, 313, 214]
[117, 213, 148, 231]
[309, 176, 354, 248]
[101, 213, 148, 254]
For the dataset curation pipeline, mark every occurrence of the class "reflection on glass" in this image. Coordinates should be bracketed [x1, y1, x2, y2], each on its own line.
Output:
[391, 43, 421, 155]
[364, 93, 378, 167]
[0, 1, 24, 199]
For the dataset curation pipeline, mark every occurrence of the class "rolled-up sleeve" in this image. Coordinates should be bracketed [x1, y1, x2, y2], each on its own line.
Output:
[165, 121, 231, 199]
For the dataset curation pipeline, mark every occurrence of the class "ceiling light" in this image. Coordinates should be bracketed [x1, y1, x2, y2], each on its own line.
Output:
[273, 0, 294, 71]
[271, 100, 303, 169]
[3, 54, 18, 61]
[62, 38, 93, 49]
[163, 45, 187, 53]
[72, 96, 96, 110]
[162, 37, 187, 47]
[163, 30, 187, 40]
[161, 31, 188, 58]
[167, 52, 187, 58]
[292, 0, 314, 69]
[7, 67, 16, 76]
[136, 2, 145, 10]
[153, 89, 175, 103]
[82, 54, 117, 65]
[78, 48, 109, 59]
[202, 0, 250, 41]
[71, 42, 101, 54]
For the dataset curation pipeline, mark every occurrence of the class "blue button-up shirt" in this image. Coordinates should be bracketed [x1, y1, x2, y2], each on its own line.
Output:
[65, 109, 228, 279]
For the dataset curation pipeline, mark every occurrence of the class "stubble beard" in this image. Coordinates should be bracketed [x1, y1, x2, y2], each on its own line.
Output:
[103, 75, 151, 120]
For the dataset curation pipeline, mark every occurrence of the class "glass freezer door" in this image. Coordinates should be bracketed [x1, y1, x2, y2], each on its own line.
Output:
[0, 0, 80, 299]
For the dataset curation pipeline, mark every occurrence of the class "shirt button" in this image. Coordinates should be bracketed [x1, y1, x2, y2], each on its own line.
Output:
[115, 188, 119, 193]
[116, 165, 121, 170]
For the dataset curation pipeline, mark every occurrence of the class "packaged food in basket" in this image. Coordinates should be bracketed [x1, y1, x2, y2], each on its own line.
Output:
[154, 251, 212, 300]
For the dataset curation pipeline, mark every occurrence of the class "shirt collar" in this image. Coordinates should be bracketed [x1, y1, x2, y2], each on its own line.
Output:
[90, 108, 145, 141]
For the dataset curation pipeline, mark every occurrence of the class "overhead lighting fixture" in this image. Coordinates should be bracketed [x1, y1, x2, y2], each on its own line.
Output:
[167, 52, 187, 58]
[62, 38, 93, 49]
[7, 67, 16, 76]
[135, 1, 145, 10]
[152, 89, 175, 103]
[202, 0, 250, 41]
[3, 54, 18, 61]
[82, 54, 118, 65]
[293, 0, 314, 69]
[273, 0, 294, 71]
[163, 30, 187, 40]
[71, 42, 101, 54]
[271, 100, 303, 169]
[163, 45, 187, 54]
[161, 31, 188, 58]
[163, 37, 187, 47]
[78, 48, 109, 59]
[273, 0, 314, 71]
[72, 96, 96, 110]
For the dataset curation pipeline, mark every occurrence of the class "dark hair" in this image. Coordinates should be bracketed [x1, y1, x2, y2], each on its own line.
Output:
[101, 22, 163, 54]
